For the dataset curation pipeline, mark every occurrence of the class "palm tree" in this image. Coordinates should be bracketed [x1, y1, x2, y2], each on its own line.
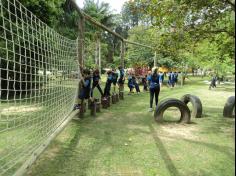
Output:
[83, 0, 116, 69]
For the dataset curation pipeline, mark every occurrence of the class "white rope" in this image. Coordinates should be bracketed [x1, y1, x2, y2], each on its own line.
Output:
[0, 0, 80, 175]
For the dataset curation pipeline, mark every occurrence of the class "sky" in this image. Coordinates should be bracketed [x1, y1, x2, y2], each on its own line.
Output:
[76, 0, 127, 13]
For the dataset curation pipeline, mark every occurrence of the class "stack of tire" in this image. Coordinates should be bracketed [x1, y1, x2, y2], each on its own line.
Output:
[154, 94, 203, 123]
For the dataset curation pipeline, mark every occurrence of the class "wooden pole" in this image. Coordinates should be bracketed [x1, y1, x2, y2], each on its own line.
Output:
[95, 37, 98, 66]
[98, 39, 101, 74]
[78, 15, 85, 68]
[124, 40, 153, 49]
[121, 41, 125, 68]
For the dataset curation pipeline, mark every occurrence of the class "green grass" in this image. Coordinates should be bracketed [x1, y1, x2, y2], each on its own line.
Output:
[23, 77, 235, 176]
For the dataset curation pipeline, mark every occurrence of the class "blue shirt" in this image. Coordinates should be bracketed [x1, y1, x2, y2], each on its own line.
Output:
[112, 72, 118, 81]
[106, 74, 113, 85]
[119, 69, 125, 79]
[93, 75, 101, 84]
[148, 74, 160, 89]
[128, 76, 134, 86]
[83, 77, 91, 89]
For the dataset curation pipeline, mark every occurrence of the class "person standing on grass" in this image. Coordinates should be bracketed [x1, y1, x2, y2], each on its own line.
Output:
[128, 73, 135, 95]
[147, 67, 161, 112]
[91, 69, 103, 97]
[169, 72, 175, 88]
[209, 75, 217, 90]
[142, 75, 148, 91]
[132, 74, 141, 94]
[174, 72, 179, 86]
[159, 72, 164, 86]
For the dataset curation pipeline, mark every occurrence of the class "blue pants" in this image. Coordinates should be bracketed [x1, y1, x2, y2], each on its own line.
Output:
[150, 87, 160, 108]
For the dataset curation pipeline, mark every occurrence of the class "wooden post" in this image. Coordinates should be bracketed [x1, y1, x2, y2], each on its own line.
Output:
[121, 41, 125, 68]
[95, 39, 98, 66]
[78, 15, 85, 67]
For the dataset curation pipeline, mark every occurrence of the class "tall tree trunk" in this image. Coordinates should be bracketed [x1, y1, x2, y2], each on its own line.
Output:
[98, 39, 101, 74]
[95, 37, 99, 66]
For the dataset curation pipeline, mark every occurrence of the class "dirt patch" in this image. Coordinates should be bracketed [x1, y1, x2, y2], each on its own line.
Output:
[159, 124, 199, 140]
[112, 166, 143, 176]
[44, 145, 61, 159]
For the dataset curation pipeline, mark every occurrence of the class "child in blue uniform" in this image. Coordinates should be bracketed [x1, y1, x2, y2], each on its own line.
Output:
[168, 72, 175, 88]
[174, 72, 178, 86]
[91, 69, 103, 97]
[148, 68, 161, 112]
[142, 75, 148, 91]
[112, 69, 119, 93]
[132, 75, 140, 93]
[104, 70, 113, 97]
[128, 73, 134, 94]
[74, 69, 92, 110]
[118, 66, 125, 92]
[159, 72, 164, 86]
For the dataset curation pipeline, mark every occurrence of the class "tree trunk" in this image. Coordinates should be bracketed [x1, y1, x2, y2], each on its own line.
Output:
[98, 39, 101, 74]
[95, 37, 99, 66]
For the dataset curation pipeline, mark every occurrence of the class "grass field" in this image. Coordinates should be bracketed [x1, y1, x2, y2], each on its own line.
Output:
[26, 77, 235, 176]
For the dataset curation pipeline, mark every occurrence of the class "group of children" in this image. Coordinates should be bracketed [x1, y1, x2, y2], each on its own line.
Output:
[126, 71, 179, 95]
[167, 72, 179, 88]
[74, 66, 180, 112]
[74, 67, 125, 110]
[127, 74, 141, 94]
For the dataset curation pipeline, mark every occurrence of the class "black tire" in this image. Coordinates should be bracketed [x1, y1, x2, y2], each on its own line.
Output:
[154, 98, 191, 123]
[181, 94, 203, 118]
[223, 96, 235, 118]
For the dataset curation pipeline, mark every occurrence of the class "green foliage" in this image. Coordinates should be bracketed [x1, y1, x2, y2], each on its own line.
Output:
[126, 26, 156, 67]
[125, 0, 235, 75]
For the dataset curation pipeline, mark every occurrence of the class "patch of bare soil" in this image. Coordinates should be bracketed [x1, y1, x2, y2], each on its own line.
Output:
[159, 123, 199, 141]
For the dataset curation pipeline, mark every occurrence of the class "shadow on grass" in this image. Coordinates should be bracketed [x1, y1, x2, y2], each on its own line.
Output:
[27, 120, 105, 176]
[157, 121, 197, 125]
[161, 135, 235, 161]
[149, 124, 181, 176]
[212, 87, 235, 93]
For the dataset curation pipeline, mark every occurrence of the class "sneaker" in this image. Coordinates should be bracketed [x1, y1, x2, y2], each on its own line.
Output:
[73, 104, 81, 110]
[148, 108, 153, 112]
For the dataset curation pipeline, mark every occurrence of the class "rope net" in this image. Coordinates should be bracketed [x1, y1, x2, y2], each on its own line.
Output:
[0, 0, 79, 175]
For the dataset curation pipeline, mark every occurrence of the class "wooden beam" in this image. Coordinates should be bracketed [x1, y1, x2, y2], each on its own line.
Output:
[70, 0, 154, 50]
[124, 40, 153, 49]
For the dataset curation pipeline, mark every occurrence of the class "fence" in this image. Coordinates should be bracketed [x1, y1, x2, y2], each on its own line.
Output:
[0, 0, 80, 175]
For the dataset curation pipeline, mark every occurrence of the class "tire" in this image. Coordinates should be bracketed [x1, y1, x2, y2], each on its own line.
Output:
[181, 94, 203, 118]
[154, 98, 191, 123]
[223, 96, 235, 118]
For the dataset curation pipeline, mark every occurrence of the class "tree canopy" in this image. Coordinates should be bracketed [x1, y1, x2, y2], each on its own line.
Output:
[19, 0, 235, 75]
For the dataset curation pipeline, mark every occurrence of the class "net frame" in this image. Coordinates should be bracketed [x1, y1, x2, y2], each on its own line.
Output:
[0, 0, 80, 175]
